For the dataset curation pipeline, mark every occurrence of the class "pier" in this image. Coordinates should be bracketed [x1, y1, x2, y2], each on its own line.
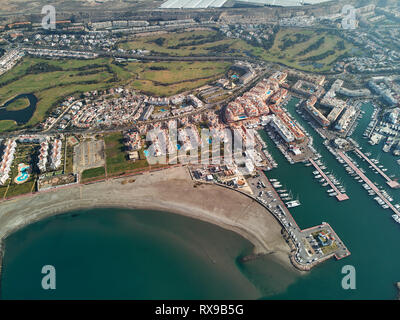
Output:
[309, 159, 349, 201]
[244, 170, 351, 270]
[338, 151, 400, 217]
[354, 148, 400, 189]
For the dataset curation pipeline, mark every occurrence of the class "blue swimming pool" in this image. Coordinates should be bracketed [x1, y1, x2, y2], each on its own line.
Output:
[15, 166, 29, 183]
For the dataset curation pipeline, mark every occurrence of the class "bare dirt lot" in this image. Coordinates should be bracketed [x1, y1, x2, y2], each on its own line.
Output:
[73, 139, 105, 173]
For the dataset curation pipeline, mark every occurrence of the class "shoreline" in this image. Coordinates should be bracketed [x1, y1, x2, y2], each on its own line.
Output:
[0, 166, 298, 289]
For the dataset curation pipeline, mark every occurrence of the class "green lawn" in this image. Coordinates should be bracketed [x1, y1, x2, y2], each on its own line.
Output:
[5, 180, 35, 198]
[104, 132, 149, 176]
[0, 186, 8, 199]
[119, 30, 250, 57]
[125, 60, 231, 96]
[81, 166, 106, 182]
[0, 120, 17, 132]
[5, 96, 30, 111]
[119, 28, 355, 73]
[251, 28, 355, 72]
[65, 142, 74, 174]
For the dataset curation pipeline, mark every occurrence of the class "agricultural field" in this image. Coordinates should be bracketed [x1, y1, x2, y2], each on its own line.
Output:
[118, 30, 254, 57]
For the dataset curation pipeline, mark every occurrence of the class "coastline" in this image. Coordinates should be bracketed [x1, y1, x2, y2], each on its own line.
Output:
[0, 166, 297, 284]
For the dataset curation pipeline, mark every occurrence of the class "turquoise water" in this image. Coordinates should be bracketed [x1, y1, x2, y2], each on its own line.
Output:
[1, 208, 268, 299]
[1, 207, 300, 300]
[258, 98, 400, 299]
[16, 166, 29, 183]
[1, 98, 399, 299]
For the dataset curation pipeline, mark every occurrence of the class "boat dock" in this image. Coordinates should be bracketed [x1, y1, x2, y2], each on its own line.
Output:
[245, 170, 351, 270]
[309, 159, 349, 201]
[338, 151, 400, 217]
[354, 148, 400, 189]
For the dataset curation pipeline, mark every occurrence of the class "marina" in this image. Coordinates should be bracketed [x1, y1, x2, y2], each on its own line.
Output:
[309, 159, 349, 201]
[338, 151, 400, 217]
[354, 148, 400, 189]
[253, 99, 400, 298]
[248, 169, 351, 270]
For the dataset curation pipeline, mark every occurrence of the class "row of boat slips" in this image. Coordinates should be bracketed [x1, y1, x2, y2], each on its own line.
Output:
[337, 151, 400, 218]
[269, 178, 301, 208]
[354, 148, 400, 189]
[364, 107, 379, 139]
[258, 175, 351, 268]
[345, 153, 399, 208]
[309, 158, 349, 201]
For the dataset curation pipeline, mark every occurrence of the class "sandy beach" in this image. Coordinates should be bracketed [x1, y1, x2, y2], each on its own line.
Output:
[0, 166, 295, 274]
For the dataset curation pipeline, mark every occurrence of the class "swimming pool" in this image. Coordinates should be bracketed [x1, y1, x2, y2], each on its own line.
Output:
[14, 163, 30, 184]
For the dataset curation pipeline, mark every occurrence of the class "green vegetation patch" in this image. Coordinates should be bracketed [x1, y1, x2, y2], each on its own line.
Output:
[119, 30, 251, 57]
[125, 60, 231, 96]
[0, 57, 124, 132]
[5, 181, 35, 198]
[2, 144, 37, 198]
[249, 28, 354, 72]
[5, 96, 30, 111]
[81, 166, 106, 182]
[104, 132, 149, 176]
[65, 143, 74, 174]
[0, 120, 17, 132]
[0, 57, 232, 132]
